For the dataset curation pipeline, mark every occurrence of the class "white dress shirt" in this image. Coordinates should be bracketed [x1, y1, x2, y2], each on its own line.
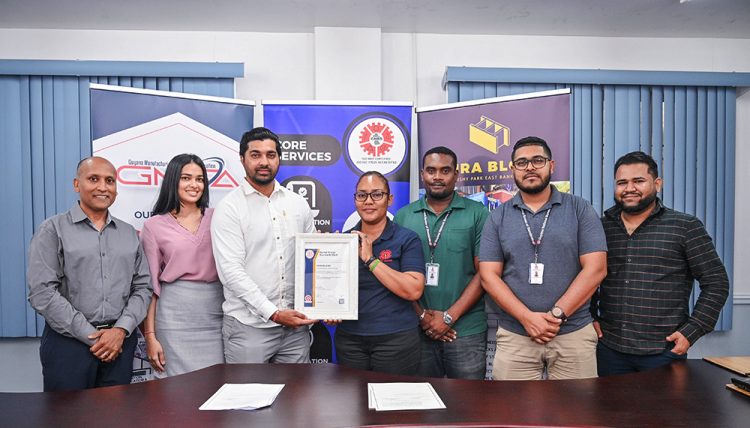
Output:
[212, 179, 315, 328]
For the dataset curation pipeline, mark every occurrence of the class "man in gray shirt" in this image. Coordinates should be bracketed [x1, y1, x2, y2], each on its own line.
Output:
[27, 156, 151, 391]
[479, 137, 607, 380]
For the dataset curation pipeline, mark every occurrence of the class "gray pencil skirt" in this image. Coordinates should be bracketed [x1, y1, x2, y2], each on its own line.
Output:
[155, 279, 224, 377]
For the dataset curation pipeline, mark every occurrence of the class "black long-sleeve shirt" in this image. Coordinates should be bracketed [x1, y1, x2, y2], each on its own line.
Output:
[592, 199, 729, 355]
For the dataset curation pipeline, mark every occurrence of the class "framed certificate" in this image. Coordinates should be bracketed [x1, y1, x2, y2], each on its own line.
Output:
[294, 233, 359, 320]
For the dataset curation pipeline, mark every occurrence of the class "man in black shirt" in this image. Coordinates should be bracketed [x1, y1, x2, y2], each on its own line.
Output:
[592, 151, 729, 376]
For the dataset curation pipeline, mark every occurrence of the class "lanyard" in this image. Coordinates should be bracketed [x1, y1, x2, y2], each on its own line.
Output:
[521, 208, 551, 264]
[423, 210, 452, 263]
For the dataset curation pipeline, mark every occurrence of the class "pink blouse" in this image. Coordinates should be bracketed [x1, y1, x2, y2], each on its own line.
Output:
[140, 208, 220, 295]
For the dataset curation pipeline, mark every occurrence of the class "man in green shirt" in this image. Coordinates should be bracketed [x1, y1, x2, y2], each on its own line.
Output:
[394, 146, 489, 379]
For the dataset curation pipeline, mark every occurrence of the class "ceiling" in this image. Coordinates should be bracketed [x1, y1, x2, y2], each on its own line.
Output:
[0, 0, 749, 39]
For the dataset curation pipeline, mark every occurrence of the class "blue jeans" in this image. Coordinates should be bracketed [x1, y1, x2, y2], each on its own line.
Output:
[597, 341, 687, 377]
[418, 331, 487, 380]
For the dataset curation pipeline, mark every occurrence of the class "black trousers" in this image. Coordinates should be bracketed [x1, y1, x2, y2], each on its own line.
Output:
[40, 323, 137, 391]
[335, 327, 420, 376]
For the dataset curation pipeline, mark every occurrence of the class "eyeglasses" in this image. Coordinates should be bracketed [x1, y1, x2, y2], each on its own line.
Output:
[354, 191, 389, 202]
[513, 156, 550, 170]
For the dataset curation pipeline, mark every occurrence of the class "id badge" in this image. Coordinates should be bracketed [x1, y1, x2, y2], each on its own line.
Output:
[426, 263, 440, 286]
[529, 263, 544, 284]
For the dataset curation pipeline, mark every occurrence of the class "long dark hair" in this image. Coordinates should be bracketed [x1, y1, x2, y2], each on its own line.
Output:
[152, 154, 210, 215]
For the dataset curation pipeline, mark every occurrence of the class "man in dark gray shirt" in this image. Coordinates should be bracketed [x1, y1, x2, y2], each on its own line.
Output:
[27, 156, 151, 391]
[479, 137, 607, 380]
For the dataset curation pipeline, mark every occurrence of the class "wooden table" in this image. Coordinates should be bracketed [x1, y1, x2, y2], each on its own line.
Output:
[1, 360, 749, 427]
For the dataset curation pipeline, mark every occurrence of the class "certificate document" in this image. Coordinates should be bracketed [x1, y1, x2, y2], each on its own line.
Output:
[295, 233, 359, 319]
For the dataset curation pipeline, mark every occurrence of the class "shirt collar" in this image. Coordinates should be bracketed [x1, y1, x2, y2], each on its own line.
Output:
[412, 191, 466, 213]
[241, 178, 282, 197]
[510, 185, 562, 211]
[353, 217, 396, 243]
[70, 202, 115, 228]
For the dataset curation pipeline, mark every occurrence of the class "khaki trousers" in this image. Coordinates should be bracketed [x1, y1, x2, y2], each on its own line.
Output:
[492, 323, 598, 380]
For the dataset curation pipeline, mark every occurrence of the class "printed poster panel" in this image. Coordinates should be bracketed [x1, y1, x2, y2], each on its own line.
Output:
[263, 101, 413, 364]
[417, 90, 571, 379]
[417, 90, 570, 209]
[90, 84, 254, 382]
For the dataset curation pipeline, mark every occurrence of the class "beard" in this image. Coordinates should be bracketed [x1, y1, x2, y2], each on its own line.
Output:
[515, 172, 551, 195]
[425, 184, 453, 200]
[616, 191, 657, 214]
[249, 168, 277, 186]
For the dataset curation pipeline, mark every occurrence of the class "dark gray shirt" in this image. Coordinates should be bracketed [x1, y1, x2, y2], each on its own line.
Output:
[27, 203, 151, 345]
[479, 186, 607, 335]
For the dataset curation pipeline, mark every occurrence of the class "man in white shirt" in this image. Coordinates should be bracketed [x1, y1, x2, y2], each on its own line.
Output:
[212, 127, 316, 363]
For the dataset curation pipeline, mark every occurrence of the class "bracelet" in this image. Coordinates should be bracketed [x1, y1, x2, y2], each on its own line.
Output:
[419, 309, 426, 321]
[369, 259, 381, 272]
[141, 331, 155, 335]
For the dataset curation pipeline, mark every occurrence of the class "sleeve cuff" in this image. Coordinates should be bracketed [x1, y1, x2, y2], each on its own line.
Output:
[678, 323, 703, 345]
[114, 319, 135, 337]
[74, 325, 98, 346]
[258, 301, 279, 323]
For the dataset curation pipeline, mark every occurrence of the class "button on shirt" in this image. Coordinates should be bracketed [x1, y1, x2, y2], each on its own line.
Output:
[212, 179, 315, 328]
[593, 199, 729, 355]
[27, 203, 152, 346]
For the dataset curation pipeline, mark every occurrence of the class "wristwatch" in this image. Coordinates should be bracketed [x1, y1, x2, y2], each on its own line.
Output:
[550, 306, 568, 323]
[442, 311, 454, 326]
[364, 256, 377, 267]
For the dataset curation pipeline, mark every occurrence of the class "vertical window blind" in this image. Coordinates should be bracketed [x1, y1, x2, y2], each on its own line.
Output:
[0, 60, 241, 337]
[444, 67, 750, 331]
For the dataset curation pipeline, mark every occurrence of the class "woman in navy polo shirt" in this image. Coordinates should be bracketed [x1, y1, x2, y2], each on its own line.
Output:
[336, 171, 426, 375]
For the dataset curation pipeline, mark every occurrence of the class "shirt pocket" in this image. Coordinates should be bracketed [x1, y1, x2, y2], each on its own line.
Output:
[444, 227, 472, 253]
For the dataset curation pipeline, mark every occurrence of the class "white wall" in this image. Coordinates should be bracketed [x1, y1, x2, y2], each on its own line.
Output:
[1, 28, 749, 391]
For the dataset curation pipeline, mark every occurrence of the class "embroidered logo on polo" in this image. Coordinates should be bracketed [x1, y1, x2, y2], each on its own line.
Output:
[379, 249, 393, 262]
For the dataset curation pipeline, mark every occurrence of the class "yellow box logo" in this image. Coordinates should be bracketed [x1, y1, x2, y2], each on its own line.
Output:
[469, 116, 510, 154]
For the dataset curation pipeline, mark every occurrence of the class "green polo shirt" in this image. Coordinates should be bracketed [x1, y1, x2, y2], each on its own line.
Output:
[394, 192, 489, 337]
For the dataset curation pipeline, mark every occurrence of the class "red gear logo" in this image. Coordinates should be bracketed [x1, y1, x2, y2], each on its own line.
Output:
[379, 249, 392, 262]
[359, 122, 394, 156]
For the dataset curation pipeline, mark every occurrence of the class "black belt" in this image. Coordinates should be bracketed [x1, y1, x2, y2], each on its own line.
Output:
[92, 320, 118, 330]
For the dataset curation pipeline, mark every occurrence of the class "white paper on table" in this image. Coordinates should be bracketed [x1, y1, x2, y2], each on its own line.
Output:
[199, 383, 285, 411]
[367, 382, 446, 411]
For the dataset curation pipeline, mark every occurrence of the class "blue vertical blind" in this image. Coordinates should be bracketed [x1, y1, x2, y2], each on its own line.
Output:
[445, 67, 750, 331]
[0, 60, 241, 337]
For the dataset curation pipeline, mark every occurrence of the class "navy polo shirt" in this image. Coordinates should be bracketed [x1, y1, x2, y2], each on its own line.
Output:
[340, 219, 425, 336]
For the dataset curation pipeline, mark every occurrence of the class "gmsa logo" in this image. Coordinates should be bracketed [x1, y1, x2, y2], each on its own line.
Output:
[116, 157, 239, 188]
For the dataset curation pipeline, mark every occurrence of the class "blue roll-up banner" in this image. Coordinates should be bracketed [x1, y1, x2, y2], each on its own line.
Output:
[263, 101, 413, 363]
[90, 83, 254, 382]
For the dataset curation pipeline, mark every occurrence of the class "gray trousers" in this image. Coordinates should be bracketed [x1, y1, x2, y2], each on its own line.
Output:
[222, 315, 311, 364]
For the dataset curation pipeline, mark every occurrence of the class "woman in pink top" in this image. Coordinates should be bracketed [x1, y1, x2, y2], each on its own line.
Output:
[140, 154, 224, 377]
